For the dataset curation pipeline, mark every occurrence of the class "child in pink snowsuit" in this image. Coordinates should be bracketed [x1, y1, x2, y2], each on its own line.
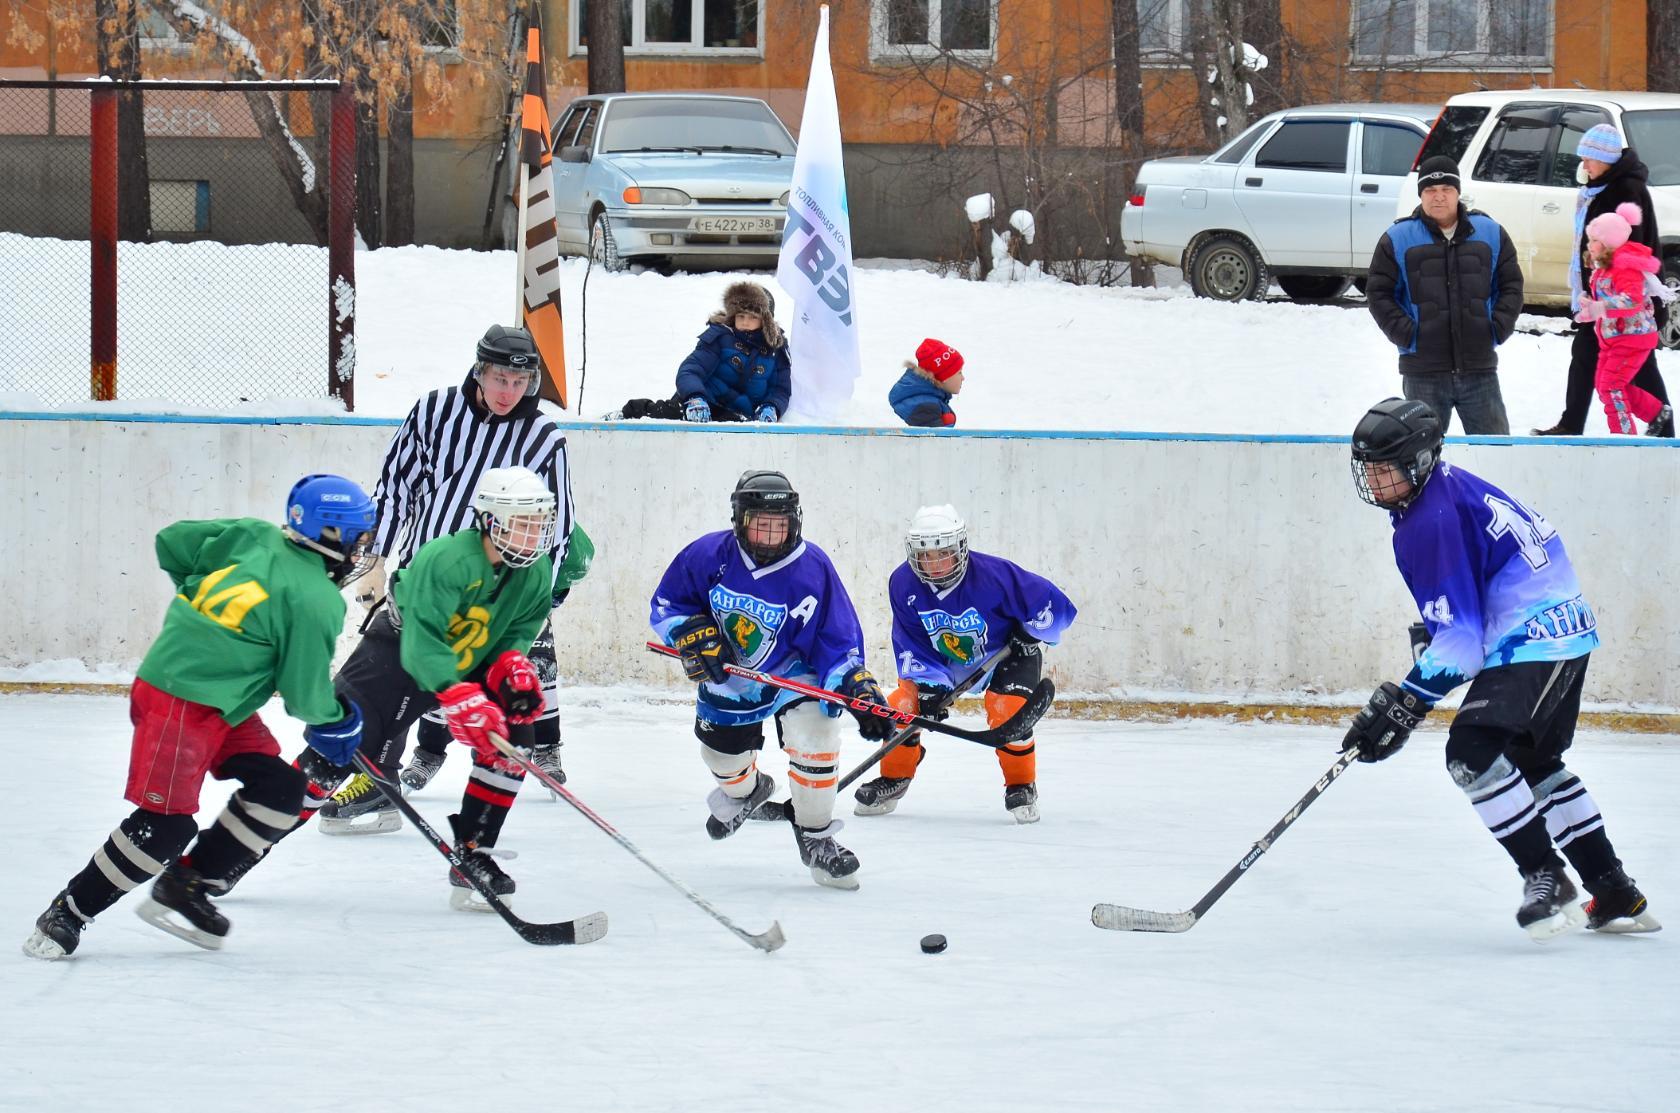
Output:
[1575, 202, 1671, 434]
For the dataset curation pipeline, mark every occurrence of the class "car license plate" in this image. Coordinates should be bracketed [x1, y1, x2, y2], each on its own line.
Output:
[690, 216, 777, 234]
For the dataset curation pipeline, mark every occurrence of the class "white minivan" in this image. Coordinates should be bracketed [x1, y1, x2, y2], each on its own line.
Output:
[1397, 89, 1680, 346]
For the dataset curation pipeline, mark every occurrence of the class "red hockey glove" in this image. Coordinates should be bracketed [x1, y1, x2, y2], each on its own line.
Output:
[485, 650, 545, 724]
[437, 682, 511, 764]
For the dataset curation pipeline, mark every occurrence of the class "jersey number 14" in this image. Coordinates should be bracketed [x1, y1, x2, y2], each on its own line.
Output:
[1482, 494, 1557, 571]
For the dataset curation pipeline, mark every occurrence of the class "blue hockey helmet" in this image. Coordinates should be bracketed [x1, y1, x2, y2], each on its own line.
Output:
[284, 474, 378, 584]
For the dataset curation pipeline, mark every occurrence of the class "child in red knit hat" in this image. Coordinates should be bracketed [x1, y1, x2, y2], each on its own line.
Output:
[1575, 202, 1673, 434]
[889, 338, 965, 427]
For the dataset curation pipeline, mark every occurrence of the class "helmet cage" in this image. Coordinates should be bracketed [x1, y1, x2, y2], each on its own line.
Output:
[905, 515, 969, 590]
[475, 500, 556, 568]
[1350, 399, 1442, 511]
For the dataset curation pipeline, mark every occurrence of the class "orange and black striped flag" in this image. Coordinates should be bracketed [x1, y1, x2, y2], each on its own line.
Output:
[519, 0, 567, 407]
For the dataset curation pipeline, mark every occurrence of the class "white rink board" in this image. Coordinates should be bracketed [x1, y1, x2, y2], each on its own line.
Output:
[3, 416, 1676, 707]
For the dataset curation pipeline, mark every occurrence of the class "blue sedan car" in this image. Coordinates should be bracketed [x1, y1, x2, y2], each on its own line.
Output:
[549, 93, 796, 271]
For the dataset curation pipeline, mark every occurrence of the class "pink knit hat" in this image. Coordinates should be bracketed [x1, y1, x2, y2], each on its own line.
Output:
[1586, 202, 1643, 250]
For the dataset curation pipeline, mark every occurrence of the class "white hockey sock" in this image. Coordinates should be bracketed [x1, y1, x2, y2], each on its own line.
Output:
[780, 701, 841, 829]
[1458, 756, 1541, 840]
[1532, 769, 1605, 850]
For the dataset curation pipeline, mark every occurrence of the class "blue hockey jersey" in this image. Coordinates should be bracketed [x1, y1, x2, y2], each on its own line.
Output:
[650, 530, 866, 725]
[1389, 463, 1598, 705]
[888, 551, 1076, 689]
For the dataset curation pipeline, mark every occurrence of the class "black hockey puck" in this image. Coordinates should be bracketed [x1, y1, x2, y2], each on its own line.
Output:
[920, 933, 947, 954]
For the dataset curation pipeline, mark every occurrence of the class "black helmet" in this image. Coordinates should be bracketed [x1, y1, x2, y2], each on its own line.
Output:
[475, 324, 542, 397]
[730, 469, 802, 564]
[1351, 397, 1442, 510]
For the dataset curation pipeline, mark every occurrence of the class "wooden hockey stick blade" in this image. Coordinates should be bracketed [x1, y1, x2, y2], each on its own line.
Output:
[351, 753, 607, 946]
[1091, 904, 1199, 933]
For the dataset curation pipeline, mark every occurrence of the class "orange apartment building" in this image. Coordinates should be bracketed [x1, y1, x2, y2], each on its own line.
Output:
[0, 1, 1653, 257]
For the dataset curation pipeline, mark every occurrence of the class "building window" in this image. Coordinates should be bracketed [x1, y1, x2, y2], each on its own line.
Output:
[137, 9, 192, 53]
[572, 0, 762, 56]
[1351, 0, 1552, 68]
[1138, 0, 1209, 61]
[420, 1, 462, 53]
[870, 0, 997, 61]
[150, 180, 211, 237]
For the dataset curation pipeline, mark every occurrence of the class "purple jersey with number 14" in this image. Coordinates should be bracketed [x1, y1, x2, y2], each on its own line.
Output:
[889, 551, 1076, 689]
[651, 530, 866, 726]
[1391, 462, 1599, 704]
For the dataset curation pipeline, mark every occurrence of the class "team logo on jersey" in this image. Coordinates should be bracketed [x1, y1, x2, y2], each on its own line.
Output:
[707, 586, 787, 667]
[918, 607, 987, 664]
[448, 605, 492, 670]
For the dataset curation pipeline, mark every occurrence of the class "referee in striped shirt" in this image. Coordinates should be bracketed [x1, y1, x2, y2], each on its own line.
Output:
[324, 324, 576, 825]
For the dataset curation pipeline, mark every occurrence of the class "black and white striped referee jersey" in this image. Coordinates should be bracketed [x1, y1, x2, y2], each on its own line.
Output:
[370, 372, 575, 579]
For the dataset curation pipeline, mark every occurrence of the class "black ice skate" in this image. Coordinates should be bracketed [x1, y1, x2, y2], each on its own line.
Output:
[791, 818, 861, 890]
[1515, 862, 1587, 942]
[705, 771, 776, 841]
[204, 846, 271, 898]
[1004, 781, 1041, 824]
[1646, 405, 1675, 438]
[448, 847, 518, 912]
[853, 775, 912, 816]
[22, 890, 90, 960]
[136, 863, 231, 951]
[399, 749, 446, 794]
[318, 772, 402, 834]
[1584, 867, 1662, 934]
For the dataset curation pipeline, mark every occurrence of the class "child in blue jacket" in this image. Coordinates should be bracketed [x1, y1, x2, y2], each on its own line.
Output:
[889, 338, 964, 427]
[609, 282, 793, 422]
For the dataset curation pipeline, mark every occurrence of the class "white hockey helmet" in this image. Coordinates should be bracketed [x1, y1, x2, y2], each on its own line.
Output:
[474, 466, 556, 568]
[905, 504, 969, 589]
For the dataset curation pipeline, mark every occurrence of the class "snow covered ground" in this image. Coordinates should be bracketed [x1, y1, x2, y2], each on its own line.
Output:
[7, 237, 1673, 435]
[5, 692, 1675, 1112]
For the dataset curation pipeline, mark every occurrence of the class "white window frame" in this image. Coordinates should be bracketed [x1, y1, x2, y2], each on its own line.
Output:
[1349, 0, 1554, 72]
[1136, 0, 1203, 69]
[568, 0, 766, 59]
[419, 1, 464, 58]
[137, 9, 193, 54]
[868, 0, 999, 64]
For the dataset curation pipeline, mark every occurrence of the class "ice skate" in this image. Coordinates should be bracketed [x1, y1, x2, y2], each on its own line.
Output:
[136, 863, 230, 950]
[791, 818, 861, 890]
[1646, 405, 1674, 438]
[204, 846, 271, 897]
[448, 847, 517, 912]
[1005, 781, 1040, 824]
[1516, 863, 1587, 942]
[1584, 867, 1662, 934]
[530, 742, 566, 794]
[399, 749, 446, 794]
[318, 772, 402, 834]
[22, 891, 88, 960]
[705, 771, 776, 841]
[853, 775, 912, 816]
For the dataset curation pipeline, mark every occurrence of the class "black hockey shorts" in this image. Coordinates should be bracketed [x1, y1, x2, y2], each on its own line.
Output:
[335, 609, 437, 774]
[1446, 655, 1590, 780]
[988, 647, 1042, 700]
[692, 697, 822, 755]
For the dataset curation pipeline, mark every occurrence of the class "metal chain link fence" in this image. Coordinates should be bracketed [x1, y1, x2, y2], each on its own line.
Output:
[0, 80, 354, 409]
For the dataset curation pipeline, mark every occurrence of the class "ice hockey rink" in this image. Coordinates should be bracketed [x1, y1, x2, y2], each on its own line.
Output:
[4, 691, 1675, 1112]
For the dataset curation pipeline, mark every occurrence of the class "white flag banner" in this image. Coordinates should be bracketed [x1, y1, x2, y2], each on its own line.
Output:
[776, 4, 861, 423]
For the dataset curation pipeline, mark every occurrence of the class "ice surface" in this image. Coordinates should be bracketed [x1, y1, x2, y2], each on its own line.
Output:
[4, 693, 1675, 1111]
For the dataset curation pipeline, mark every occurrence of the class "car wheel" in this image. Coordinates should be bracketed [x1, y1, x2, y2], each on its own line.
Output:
[1278, 275, 1352, 302]
[1661, 255, 1680, 351]
[1188, 235, 1268, 301]
[1352, 275, 1368, 296]
[589, 212, 627, 273]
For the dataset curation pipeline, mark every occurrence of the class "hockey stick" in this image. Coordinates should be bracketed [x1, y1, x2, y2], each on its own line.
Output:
[836, 643, 1015, 792]
[645, 642, 1054, 747]
[350, 753, 608, 946]
[1091, 748, 1360, 934]
[486, 734, 786, 953]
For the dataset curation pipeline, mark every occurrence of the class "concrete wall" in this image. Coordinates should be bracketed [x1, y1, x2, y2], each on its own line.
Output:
[3, 415, 1676, 708]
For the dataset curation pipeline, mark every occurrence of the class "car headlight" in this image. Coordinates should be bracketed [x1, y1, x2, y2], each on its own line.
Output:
[623, 187, 692, 205]
[778, 191, 790, 207]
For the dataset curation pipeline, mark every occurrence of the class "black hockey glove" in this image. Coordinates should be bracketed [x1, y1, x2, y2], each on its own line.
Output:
[1340, 682, 1429, 764]
[914, 681, 953, 722]
[1007, 631, 1043, 661]
[671, 615, 732, 685]
[839, 667, 895, 742]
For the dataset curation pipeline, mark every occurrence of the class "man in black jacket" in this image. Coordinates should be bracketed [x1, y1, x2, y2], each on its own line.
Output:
[1532, 125, 1672, 437]
[1366, 156, 1524, 434]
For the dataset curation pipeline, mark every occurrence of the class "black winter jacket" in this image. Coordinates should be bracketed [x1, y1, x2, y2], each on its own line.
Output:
[1366, 203, 1525, 375]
